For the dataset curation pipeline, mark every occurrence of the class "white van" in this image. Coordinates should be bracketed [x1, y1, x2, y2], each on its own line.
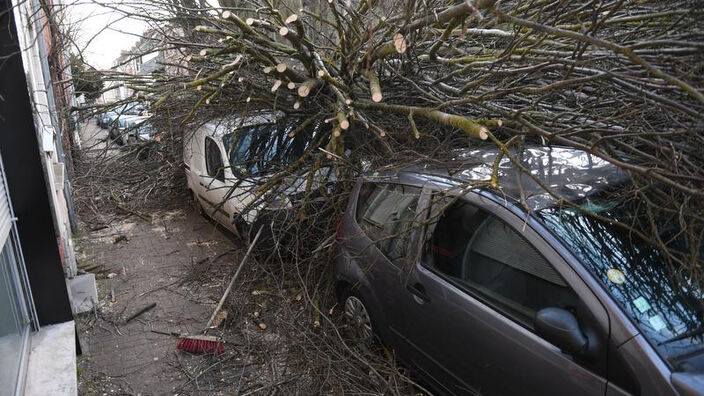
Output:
[183, 112, 330, 235]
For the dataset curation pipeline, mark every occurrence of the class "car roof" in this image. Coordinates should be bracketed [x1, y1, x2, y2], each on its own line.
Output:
[382, 145, 628, 210]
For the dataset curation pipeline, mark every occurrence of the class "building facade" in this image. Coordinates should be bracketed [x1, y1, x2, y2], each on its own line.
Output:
[0, 0, 84, 394]
[102, 26, 190, 104]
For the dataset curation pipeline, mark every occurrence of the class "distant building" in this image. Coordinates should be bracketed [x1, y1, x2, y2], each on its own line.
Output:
[162, 27, 190, 76]
[100, 78, 124, 103]
[105, 26, 191, 103]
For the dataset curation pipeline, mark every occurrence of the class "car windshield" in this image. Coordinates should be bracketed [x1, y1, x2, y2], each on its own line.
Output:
[538, 195, 704, 366]
[221, 119, 319, 175]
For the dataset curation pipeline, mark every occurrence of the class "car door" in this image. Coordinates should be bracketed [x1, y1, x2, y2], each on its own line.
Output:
[345, 181, 422, 347]
[398, 188, 618, 395]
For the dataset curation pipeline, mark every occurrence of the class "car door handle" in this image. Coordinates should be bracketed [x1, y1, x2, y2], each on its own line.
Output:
[407, 283, 430, 304]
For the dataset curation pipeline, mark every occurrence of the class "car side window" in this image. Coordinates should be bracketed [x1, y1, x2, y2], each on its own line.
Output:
[422, 196, 578, 328]
[356, 183, 421, 262]
[204, 136, 225, 182]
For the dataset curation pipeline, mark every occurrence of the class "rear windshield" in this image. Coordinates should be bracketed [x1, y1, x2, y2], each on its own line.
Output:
[222, 119, 319, 175]
[538, 196, 703, 369]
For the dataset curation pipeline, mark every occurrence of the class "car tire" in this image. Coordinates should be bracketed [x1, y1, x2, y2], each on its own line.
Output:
[250, 208, 293, 244]
[192, 190, 205, 217]
[250, 212, 275, 246]
[341, 288, 377, 344]
[110, 128, 122, 145]
[137, 146, 150, 161]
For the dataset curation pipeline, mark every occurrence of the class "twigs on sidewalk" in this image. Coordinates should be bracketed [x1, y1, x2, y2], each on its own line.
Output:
[206, 227, 263, 330]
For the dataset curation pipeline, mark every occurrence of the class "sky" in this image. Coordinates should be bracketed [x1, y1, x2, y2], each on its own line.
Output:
[64, 0, 149, 70]
[64, 0, 221, 70]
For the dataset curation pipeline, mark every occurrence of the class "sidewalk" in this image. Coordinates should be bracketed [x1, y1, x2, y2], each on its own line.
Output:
[71, 119, 402, 395]
[76, 205, 241, 395]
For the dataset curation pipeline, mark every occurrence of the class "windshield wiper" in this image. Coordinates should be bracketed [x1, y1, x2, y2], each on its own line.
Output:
[658, 325, 704, 346]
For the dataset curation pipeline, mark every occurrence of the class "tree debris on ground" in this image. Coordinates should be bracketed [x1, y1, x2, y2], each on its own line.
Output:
[66, 0, 703, 394]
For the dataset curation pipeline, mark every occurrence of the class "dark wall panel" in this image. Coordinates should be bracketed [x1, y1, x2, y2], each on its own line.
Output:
[0, 0, 73, 326]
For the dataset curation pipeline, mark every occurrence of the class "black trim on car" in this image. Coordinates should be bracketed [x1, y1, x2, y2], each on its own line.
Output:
[197, 194, 229, 217]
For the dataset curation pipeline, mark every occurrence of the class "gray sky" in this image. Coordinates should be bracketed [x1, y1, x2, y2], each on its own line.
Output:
[65, 0, 149, 70]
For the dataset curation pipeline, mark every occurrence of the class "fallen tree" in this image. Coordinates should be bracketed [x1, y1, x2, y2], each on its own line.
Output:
[63, 0, 702, 392]
[102, 0, 704, 278]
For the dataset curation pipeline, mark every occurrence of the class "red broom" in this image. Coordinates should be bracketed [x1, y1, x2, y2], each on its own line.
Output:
[175, 228, 262, 355]
[151, 330, 224, 355]
[177, 335, 224, 355]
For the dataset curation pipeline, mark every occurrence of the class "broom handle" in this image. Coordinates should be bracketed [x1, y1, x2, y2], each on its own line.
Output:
[205, 226, 263, 330]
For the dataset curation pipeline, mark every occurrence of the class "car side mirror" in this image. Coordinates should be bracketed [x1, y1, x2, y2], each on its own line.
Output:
[535, 307, 588, 355]
[229, 165, 247, 178]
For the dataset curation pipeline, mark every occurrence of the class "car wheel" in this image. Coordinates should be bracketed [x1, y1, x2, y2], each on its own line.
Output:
[137, 146, 150, 161]
[251, 212, 274, 245]
[110, 129, 122, 145]
[192, 191, 205, 217]
[342, 289, 375, 343]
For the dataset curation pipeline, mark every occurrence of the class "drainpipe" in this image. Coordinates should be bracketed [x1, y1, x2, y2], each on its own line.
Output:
[30, 0, 79, 235]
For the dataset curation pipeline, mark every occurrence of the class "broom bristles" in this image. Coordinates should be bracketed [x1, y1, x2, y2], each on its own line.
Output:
[177, 335, 224, 354]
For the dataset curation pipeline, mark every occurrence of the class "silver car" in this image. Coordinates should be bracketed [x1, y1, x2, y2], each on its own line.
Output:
[109, 115, 150, 145]
[333, 146, 703, 395]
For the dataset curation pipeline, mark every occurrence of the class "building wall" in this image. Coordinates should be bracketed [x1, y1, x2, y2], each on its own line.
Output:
[101, 80, 123, 103]
[0, 0, 73, 326]
[109, 27, 192, 102]
[10, 0, 78, 277]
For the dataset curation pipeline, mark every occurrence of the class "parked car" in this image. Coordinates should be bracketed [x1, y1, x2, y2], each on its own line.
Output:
[183, 112, 332, 235]
[133, 120, 156, 142]
[99, 102, 146, 129]
[99, 111, 118, 129]
[333, 146, 704, 396]
[109, 115, 150, 145]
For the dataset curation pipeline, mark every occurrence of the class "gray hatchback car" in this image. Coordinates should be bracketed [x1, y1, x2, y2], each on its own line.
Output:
[333, 146, 703, 396]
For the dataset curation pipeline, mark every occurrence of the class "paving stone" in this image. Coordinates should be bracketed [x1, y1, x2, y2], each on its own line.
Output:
[76, 203, 241, 395]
